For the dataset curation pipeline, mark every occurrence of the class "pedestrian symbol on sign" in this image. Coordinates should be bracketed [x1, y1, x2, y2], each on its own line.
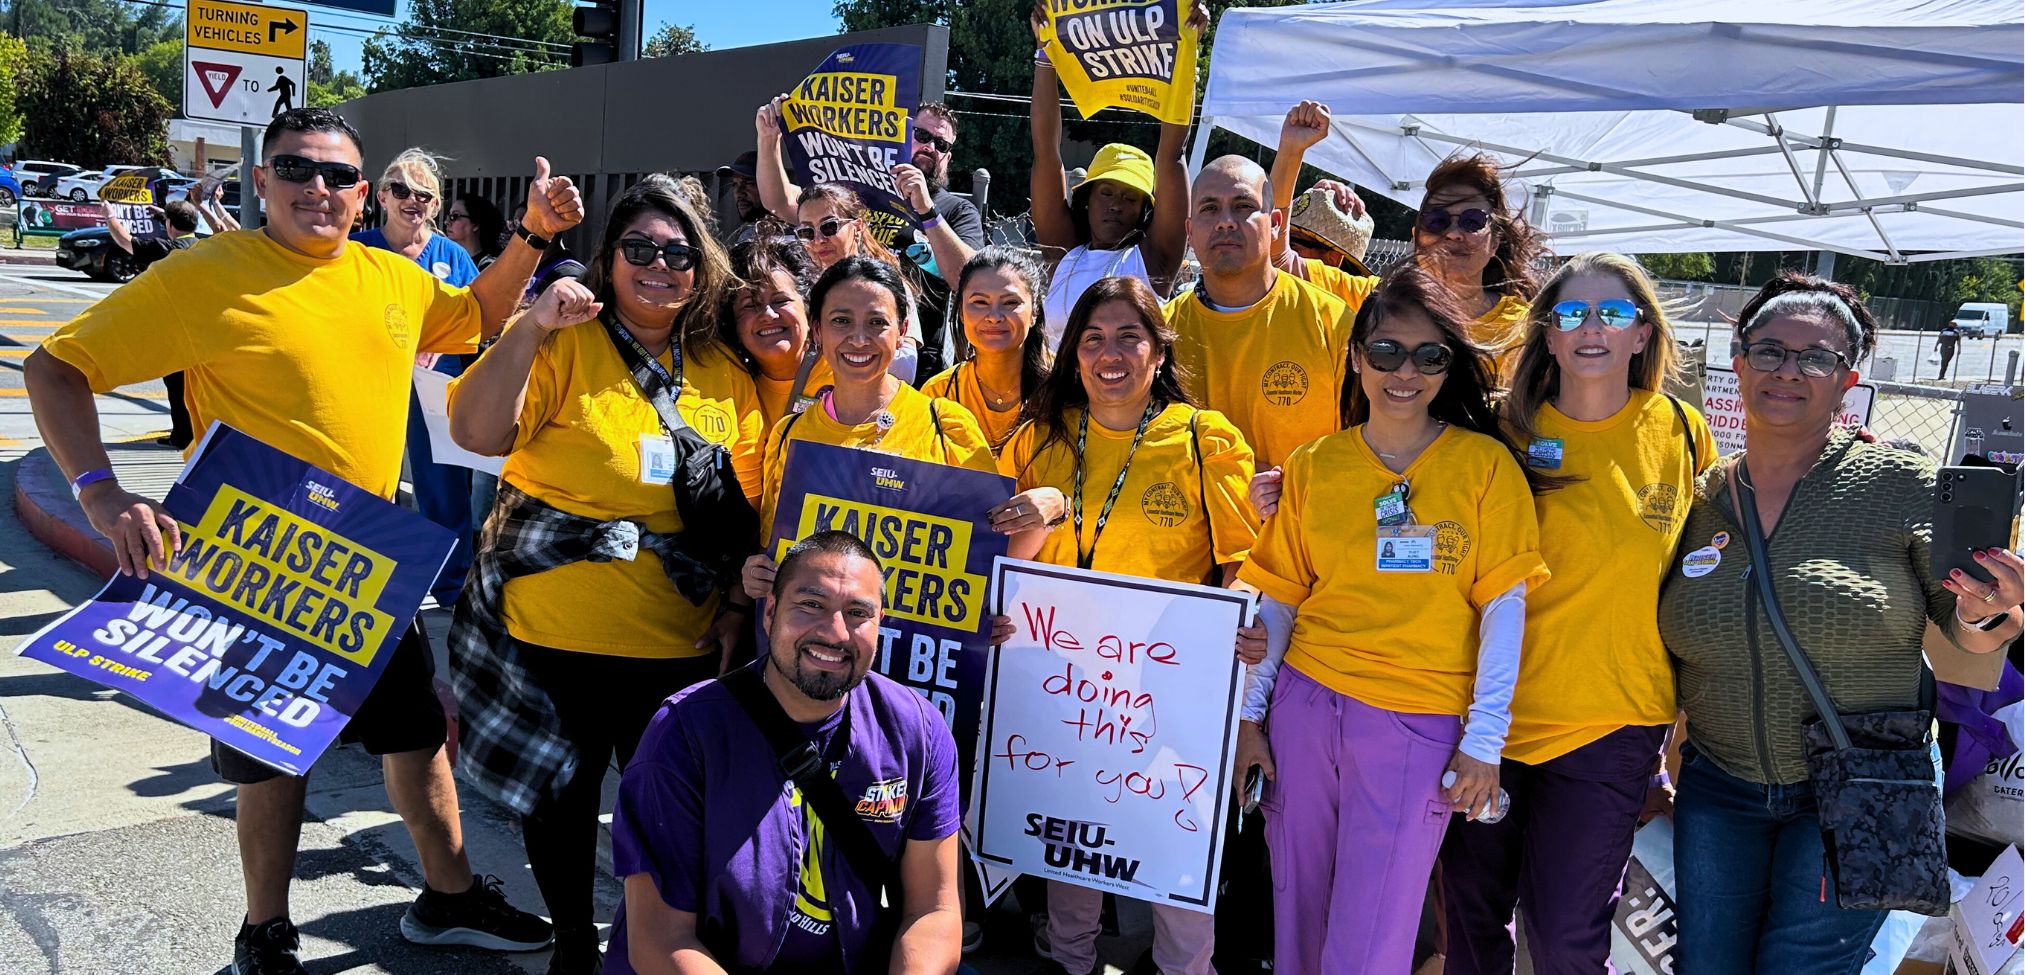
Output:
[267, 67, 296, 115]
[192, 61, 244, 109]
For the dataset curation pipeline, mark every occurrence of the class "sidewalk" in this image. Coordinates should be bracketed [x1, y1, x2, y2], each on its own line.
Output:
[0, 243, 58, 266]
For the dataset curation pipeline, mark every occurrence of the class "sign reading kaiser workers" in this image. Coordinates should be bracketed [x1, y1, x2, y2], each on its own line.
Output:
[17, 424, 453, 775]
[1701, 366, 1875, 455]
[100, 174, 167, 241]
[778, 43, 923, 237]
[766, 441, 1012, 803]
[973, 559, 1251, 911]
[1039, 0, 1201, 125]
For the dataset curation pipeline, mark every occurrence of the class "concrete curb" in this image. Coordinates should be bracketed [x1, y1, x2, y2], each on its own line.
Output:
[12, 448, 117, 580]
[0, 251, 60, 266]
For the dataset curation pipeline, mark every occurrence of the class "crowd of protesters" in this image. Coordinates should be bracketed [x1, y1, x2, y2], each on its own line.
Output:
[16, 15, 2024, 973]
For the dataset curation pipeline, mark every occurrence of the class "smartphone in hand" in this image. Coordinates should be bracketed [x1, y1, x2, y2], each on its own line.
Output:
[1935, 466, 2021, 586]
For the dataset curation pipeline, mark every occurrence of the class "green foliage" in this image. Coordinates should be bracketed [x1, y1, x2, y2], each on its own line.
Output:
[1637, 252, 1716, 282]
[829, 0, 1305, 209]
[309, 72, 369, 108]
[362, 0, 571, 92]
[130, 37, 183, 115]
[1, 0, 181, 56]
[18, 47, 173, 166]
[643, 22, 707, 58]
[0, 35, 26, 147]
[310, 38, 335, 86]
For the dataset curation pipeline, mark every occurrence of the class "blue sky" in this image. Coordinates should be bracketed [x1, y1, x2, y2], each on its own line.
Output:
[314, 0, 842, 80]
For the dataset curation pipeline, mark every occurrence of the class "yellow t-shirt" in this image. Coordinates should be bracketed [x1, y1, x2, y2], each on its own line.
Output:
[448, 330, 765, 656]
[754, 356, 835, 433]
[921, 361, 1025, 456]
[1238, 425, 1549, 716]
[759, 382, 998, 538]
[1166, 271, 1352, 469]
[1301, 259, 1379, 313]
[999, 404, 1260, 584]
[1476, 295, 1531, 378]
[1504, 390, 1717, 762]
[42, 229, 483, 499]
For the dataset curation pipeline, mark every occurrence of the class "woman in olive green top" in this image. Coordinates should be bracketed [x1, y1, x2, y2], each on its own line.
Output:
[1658, 273, 2022, 975]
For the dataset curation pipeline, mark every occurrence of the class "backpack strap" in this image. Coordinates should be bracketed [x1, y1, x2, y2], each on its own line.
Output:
[1664, 393, 1700, 474]
[1190, 409, 1212, 557]
[929, 397, 953, 464]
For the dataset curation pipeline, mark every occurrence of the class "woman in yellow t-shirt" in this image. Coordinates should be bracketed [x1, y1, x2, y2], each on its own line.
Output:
[742, 256, 1054, 597]
[1413, 154, 1542, 363]
[990, 273, 1264, 975]
[717, 229, 834, 430]
[1438, 253, 1714, 975]
[920, 247, 1051, 455]
[1235, 265, 1548, 975]
[445, 178, 764, 973]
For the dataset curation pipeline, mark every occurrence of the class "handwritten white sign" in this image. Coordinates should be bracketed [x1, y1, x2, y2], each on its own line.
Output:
[971, 558, 1251, 912]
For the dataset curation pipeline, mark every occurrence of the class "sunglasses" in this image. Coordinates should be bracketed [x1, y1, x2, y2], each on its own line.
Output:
[1364, 339, 1454, 375]
[794, 217, 848, 241]
[1418, 207, 1491, 235]
[1734, 339, 1851, 379]
[913, 128, 953, 154]
[445, 211, 470, 223]
[386, 181, 436, 204]
[618, 238, 700, 270]
[1551, 298, 1640, 331]
[266, 155, 364, 189]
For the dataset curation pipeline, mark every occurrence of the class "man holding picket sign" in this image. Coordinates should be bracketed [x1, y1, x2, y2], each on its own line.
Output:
[23, 107, 580, 975]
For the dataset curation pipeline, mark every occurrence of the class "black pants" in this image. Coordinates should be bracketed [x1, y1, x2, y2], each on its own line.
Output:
[164, 371, 194, 447]
[516, 644, 720, 948]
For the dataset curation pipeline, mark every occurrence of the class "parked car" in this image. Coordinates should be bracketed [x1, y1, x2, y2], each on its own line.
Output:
[1952, 302, 2012, 338]
[54, 227, 140, 282]
[51, 169, 108, 202]
[12, 160, 83, 197]
[0, 167, 20, 208]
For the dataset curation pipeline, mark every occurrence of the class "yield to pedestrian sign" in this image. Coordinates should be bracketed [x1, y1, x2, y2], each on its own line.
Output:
[184, 0, 308, 126]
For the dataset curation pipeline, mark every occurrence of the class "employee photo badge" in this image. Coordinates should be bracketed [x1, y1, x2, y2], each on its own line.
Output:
[1377, 525, 1436, 572]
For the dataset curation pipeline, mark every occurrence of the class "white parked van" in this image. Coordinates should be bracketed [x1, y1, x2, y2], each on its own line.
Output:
[1952, 302, 2011, 338]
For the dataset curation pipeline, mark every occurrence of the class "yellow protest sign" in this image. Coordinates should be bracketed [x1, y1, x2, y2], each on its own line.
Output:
[1039, 0, 1200, 125]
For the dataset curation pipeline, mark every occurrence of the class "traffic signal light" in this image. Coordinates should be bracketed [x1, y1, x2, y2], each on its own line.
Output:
[570, 0, 618, 67]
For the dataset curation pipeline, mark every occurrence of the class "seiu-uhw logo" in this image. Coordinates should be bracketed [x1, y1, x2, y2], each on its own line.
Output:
[1024, 814, 1142, 882]
[305, 482, 339, 512]
[870, 467, 906, 492]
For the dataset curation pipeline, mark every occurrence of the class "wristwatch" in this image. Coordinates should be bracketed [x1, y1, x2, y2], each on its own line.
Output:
[514, 224, 551, 250]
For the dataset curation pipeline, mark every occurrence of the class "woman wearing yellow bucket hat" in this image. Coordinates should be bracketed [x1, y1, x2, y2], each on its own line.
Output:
[1029, 9, 1192, 352]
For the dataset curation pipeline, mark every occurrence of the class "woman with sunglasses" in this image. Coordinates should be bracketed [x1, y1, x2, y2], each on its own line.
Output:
[1414, 154, 1544, 365]
[1234, 265, 1547, 975]
[921, 247, 1053, 455]
[352, 147, 485, 607]
[1436, 253, 1714, 975]
[1657, 273, 2023, 975]
[446, 193, 506, 269]
[1027, 8, 1196, 350]
[718, 227, 834, 431]
[790, 184, 928, 383]
[989, 274, 1263, 975]
[447, 178, 766, 975]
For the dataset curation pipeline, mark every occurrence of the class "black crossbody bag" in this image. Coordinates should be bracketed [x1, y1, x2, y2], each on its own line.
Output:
[1727, 462, 1950, 915]
[712, 666, 903, 972]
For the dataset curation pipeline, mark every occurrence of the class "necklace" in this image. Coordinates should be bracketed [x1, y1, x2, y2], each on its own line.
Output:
[1368, 422, 1446, 464]
[971, 361, 1019, 411]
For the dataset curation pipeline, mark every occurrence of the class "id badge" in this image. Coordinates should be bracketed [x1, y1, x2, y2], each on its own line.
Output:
[1376, 525, 1436, 572]
[1527, 437, 1564, 470]
[638, 434, 676, 485]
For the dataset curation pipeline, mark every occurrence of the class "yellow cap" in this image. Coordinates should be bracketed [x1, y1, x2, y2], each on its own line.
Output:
[1078, 143, 1157, 204]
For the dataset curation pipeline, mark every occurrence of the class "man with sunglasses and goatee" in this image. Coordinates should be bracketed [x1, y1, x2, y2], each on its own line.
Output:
[24, 107, 582, 975]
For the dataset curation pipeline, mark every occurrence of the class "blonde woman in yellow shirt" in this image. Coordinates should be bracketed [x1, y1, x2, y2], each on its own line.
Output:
[742, 256, 1056, 598]
[1236, 265, 1548, 975]
[920, 247, 1052, 455]
[990, 274, 1264, 975]
[1437, 252, 1714, 975]
[446, 178, 764, 974]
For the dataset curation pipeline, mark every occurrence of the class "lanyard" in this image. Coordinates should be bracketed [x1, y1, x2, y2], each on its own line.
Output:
[1071, 401, 1158, 570]
[604, 314, 684, 393]
[786, 341, 822, 415]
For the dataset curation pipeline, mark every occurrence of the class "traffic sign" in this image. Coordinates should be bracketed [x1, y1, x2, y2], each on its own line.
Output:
[184, 0, 309, 127]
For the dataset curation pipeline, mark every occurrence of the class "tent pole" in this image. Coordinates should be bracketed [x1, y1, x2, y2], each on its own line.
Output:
[1187, 113, 1215, 180]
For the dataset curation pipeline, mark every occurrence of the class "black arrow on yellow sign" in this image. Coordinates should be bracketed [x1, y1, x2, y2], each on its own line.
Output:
[269, 18, 299, 43]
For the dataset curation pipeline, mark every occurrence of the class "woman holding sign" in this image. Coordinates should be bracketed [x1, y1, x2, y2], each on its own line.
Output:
[1235, 266, 1548, 975]
[1028, 7, 1197, 350]
[446, 178, 766, 975]
[990, 273, 1263, 975]
[717, 228, 835, 431]
[1437, 253, 1714, 975]
[922, 247, 1053, 455]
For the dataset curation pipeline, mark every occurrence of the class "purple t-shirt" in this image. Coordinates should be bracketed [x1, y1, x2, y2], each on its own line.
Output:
[605, 665, 961, 974]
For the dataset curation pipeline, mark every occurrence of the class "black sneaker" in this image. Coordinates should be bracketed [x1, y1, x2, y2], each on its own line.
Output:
[232, 917, 308, 975]
[399, 874, 554, 951]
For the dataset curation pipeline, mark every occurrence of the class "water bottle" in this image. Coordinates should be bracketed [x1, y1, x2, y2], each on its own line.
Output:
[1442, 770, 1511, 824]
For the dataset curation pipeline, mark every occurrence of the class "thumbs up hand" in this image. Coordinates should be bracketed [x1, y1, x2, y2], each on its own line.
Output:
[522, 156, 585, 238]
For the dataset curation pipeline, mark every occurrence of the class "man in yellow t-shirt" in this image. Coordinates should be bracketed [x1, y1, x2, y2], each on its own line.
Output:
[24, 107, 581, 973]
[1167, 156, 1355, 469]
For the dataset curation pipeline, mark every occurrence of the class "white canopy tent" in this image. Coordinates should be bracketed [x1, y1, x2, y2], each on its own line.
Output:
[1194, 0, 2024, 263]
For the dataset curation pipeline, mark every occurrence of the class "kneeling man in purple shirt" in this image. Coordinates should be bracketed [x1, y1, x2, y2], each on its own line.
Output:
[606, 530, 964, 975]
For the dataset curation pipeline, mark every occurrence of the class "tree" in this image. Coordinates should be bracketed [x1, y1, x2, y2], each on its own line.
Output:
[310, 38, 335, 85]
[0, 35, 26, 147]
[1638, 252, 1716, 282]
[1, 0, 180, 57]
[131, 37, 183, 115]
[18, 47, 172, 165]
[831, 0, 1303, 209]
[362, 0, 571, 92]
[310, 71, 369, 108]
[643, 22, 707, 58]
